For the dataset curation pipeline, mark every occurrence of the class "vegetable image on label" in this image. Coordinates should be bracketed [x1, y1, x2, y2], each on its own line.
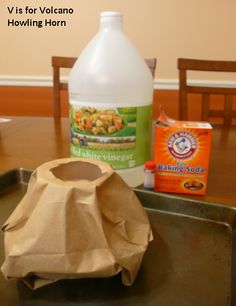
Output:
[70, 105, 151, 170]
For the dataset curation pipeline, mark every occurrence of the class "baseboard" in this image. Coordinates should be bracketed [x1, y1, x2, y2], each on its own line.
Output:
[1, 75, 236, 90]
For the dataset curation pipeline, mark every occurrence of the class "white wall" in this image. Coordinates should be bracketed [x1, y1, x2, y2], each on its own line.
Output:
[1, 0, 236, 81]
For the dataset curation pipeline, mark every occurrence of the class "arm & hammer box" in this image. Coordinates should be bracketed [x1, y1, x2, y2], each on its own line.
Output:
[154, 114, 212, 195]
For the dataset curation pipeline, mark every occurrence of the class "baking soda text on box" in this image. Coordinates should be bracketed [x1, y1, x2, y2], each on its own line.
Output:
[154, 115, 212, 195]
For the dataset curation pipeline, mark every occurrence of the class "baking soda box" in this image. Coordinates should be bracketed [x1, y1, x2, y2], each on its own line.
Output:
[154, 112, 212, 195]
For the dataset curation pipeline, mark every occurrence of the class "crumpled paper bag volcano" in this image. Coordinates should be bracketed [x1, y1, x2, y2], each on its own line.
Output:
[1, 158, 152, 289]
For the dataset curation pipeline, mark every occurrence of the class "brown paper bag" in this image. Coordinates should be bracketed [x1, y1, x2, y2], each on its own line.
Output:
[1, 158, 152, 289]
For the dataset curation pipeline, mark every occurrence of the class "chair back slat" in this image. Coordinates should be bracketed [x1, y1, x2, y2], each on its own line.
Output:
[201, 94, 210, 121]
[186, 86, 236, 95]
[145, 58, 157, 77]
[178, 58, 236, 72]
[52, 56, 77, 68]
[225, 95, 233, 125]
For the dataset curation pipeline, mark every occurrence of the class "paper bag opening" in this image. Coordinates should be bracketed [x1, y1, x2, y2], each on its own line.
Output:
[51, 161, 105, 181]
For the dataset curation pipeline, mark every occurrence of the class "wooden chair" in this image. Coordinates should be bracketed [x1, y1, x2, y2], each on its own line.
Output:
[178, 58, 236, 124]
[52, 56, 156, 117]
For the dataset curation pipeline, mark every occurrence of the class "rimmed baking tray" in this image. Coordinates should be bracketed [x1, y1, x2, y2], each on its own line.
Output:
[0, 168, 235, 306]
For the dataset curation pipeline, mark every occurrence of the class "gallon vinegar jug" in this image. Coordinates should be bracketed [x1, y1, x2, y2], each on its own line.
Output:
[68, 11, 153, 187]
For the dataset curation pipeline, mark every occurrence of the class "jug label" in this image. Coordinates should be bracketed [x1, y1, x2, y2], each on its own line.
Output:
[70, 104, 151, 169]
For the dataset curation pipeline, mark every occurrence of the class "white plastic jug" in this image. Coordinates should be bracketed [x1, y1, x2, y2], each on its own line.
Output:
[68, 11, 153, 187]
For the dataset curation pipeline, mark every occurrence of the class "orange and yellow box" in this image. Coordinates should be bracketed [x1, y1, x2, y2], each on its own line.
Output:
[154, 116, 212, 195]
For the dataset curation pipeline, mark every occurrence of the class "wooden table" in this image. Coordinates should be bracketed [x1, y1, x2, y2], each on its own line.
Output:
[0, 116, 235, 206]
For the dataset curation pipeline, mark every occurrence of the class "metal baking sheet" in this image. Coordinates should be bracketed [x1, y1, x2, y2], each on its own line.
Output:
[0, 168, 235, 306]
